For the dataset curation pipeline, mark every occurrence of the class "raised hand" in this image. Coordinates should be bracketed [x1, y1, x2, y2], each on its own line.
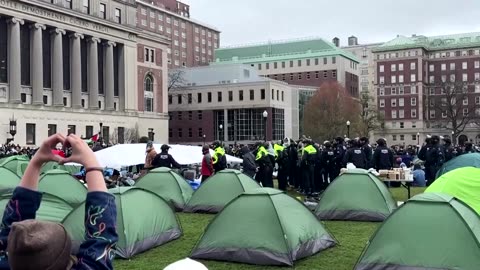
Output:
[31, 133, 67, 167]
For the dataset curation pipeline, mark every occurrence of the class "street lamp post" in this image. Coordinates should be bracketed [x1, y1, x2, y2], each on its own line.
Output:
[203, 134, 206, 145]
[9, 116, 17, 143]
[346, 120, 351, 138]
[263, 110, 268, 142]
[219, 124, 223, 145]
[99, 122, 103, 143]
[452, 131, 455, 144]
[417, 132, 420, 145]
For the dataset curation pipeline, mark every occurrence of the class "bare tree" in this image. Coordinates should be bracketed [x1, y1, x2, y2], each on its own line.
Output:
[168, 69, 187, 91]
[428, 81, 480, 143]
[355, 92, 385, 136]
[110, 127, 139, 145]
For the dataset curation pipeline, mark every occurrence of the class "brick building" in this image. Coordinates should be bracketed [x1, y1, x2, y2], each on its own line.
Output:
[213, 37, 360, 97]
[168, 64, 316, 145]
[373, 33, 480, 145]
[136, 0, 220, 68]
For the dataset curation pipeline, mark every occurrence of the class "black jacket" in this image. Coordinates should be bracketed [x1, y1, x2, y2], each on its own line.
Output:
[343, 147, 368, 169]
[321, 148, 336, 168]
[373, 146, 394, 170]
[152, 151, 181, 169]
[241, 147, 257, 178]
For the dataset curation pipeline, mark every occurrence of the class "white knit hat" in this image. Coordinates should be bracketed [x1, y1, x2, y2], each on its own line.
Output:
[164, 258, 208, 270]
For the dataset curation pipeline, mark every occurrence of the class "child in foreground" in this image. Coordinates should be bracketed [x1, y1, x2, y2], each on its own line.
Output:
[0, 133, 118, 270]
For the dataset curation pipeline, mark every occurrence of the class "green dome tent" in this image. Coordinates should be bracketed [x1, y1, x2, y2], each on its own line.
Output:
[40, 161, 81, 175]
[354, 193, 480, 270]
[38, 169, 87, 207]
[0, 155, 30, 176]
[62, 187, 182, 259]
[0, 167, 21, 189]
[135, 167, 193, 211]
[0, 190, 73, 223]
[435, 153, 480, 178]
[314, 169, 396, 221]
[184, 169, 261, 213]
[427, 167, 480, 214]
[191, 188, 336, 266]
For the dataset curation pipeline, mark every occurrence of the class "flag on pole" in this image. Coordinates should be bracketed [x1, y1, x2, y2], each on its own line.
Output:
[91, 134, 99, 142]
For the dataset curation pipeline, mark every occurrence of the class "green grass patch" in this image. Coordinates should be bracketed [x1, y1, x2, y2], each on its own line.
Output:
[114, 187, 426, 270]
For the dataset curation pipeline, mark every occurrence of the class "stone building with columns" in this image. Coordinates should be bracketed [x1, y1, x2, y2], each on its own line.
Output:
[0, 0, 169, 146]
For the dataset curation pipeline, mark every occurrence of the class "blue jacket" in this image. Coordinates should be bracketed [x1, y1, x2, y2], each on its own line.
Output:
[0, 187, 118, 269]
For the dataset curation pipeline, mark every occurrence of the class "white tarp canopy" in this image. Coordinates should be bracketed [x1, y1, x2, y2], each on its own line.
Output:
[72, 144, 242, 169]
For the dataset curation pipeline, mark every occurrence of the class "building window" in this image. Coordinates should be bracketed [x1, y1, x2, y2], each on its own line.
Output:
[198, 111, 203, 120]
[168, 95, 172, 104]
[429, 64, 434, 72]
[289, 61, 293, 67]
[410, 62, 416, 70]
[400, 122, 404, 128]
[188, 111, 193, 120]
[430, 110, 436, 119]
[281, 91, 284, 101]
[47, 124, 57, 137]
[379, 65, 384, 73]
[67, 125, 76, 135]
[392, 110, 397, 119]
[261, 89, 265, 100]
[332, 57, 336, 64]
[306, 59, 310, 66]
[411, 97, 417, 106]
[399, 63, 404, 71]
[399, 98, 404, 107]
[177, 112, 182, 120]
[391, 75, 397, 84]
[379, 76, 385, 84]
[144, 74, 154, 112]
[463, 73, 468, 82]
[429, 75, 434, 84]
[239, 90, 244, 101]
[188, 93, 192, 104]
[411, 109, 417, 118]
[266, 63, 270, 69]
[197, 93, 202, 103]
[99, 3, 106, 19]
[114, 8, 121, 23]
[207, 92, 212, 102]
[392, 135, 397, 141]
[475, 96, 480, 104]
[410, 74, 416, 82]
[391, 99, 397, 107]
[391, 64, 396, 72]
[298, 73, 302, 80]
[228, 91, 233, 102]
[463, 62, 468, 69]
[379, 99, 385, 107]
[83, 0, 89, 13]
[399, 75, 404, 83]
[441, 63, 446, 71]
[463, 108, 469, 116]
[400, 135, 405, 141]
[178, 128, 182, 138]
[25, 124, 36, 145]
[399, 110, 404, 118]
[177, 95, 182, 104]
[250, 89, 254, 100]
[271, 89, 274, 100]
[297, 60, 302, 67]
[463, 96, 469, 105]
[391, 87, 397, 95]
[218, 92, 222, 102]
[332, 71, 337, 78]
[379, 88, 385, 96]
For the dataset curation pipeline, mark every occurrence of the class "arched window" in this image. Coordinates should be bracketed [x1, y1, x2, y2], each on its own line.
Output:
[144, 74, 154, 112]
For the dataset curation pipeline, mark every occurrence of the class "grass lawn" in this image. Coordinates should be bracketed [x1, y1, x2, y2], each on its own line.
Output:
[114, 187, 426, 270]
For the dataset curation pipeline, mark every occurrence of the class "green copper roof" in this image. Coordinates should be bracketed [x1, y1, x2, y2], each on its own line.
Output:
[213, 37, 359, 64]
[374, 32, 480, 52]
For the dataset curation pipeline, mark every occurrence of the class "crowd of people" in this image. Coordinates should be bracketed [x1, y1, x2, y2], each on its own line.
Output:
[194, 135, 479, 198]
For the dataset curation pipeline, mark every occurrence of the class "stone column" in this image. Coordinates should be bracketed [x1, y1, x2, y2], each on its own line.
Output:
[51, 28, 66, 106]
[7, 18, 24, 104]
[117, 45, 125, 111]
[104, 41, 116, 111]
[88, 37, 100, 109]
[70, 33, 83, 108]
[30, 23, 46, 105]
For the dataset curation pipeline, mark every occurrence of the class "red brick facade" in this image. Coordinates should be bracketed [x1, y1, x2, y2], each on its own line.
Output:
[136, 1, 220, 68]
[345, 71, 359, 97]
[169, 110, 215, 143]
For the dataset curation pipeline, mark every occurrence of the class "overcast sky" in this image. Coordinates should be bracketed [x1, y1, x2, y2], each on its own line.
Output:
[183, 0, 480, 47]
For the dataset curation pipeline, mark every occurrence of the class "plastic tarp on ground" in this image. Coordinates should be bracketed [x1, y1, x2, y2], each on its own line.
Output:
[427, 167, 480, 215]
[0, 190, 73, 223]
[135, 167, 193, 211]
[0, 155, 30, 176]
[314, 169, 397, 221]
[436, 153, 480, 178]
[70, 144, 242, 169]
[184, 169, 261, 213]
[191, 188, 336, 266]
[62, 187, 182, 259]
[38, 169, 87, 207]
[355, 193, 480, 270]
[0, 167, 21, 190]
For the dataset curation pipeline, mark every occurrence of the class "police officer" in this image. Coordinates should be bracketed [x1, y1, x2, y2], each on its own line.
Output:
[320, 141, 335, 190]
[360, 137, 373, 168]
[212, 141, 227, 173]
[424, 136, 445, 185]
[343, 139, 368, 169]
[442, 137, 455, 162]
[332, 137, 346, 179]
[274, 141, 288, 191]
[152, 144, 181, 169]
[373, 138, 394, 170]
[255, 142, 273, 187]
[302, 139, 317, 196]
